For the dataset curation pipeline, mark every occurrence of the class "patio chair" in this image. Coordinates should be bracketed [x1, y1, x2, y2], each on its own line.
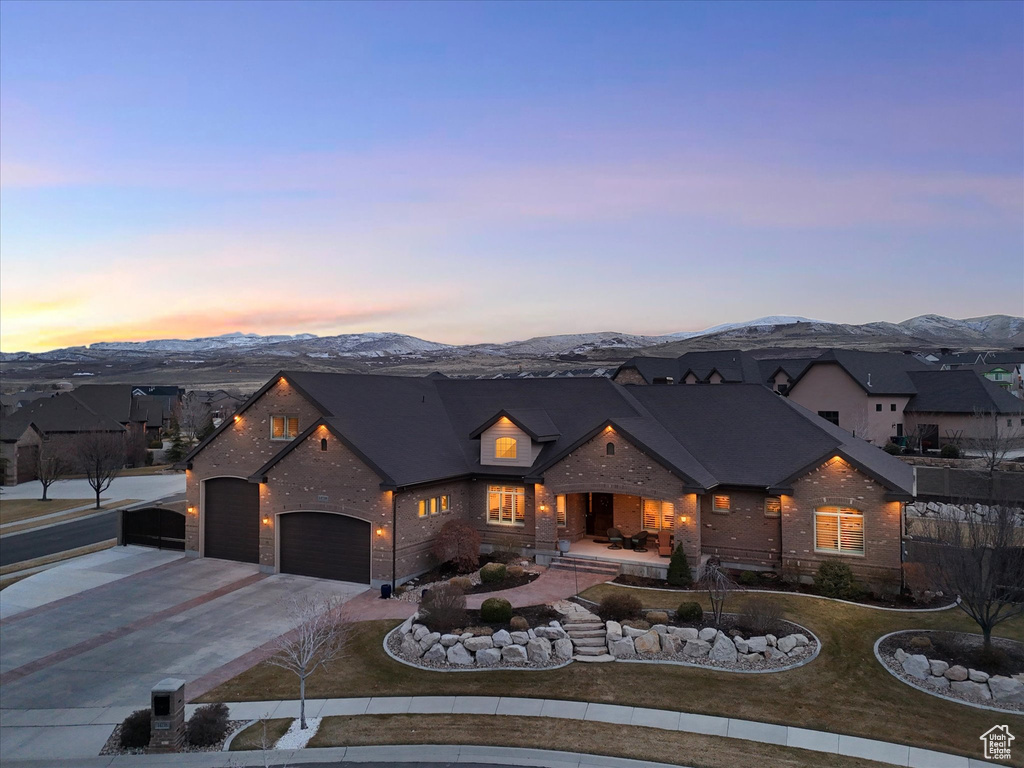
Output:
[658, 529, 673, 557]
[606, 527, 623, 549]
[631, 530, 649, 552]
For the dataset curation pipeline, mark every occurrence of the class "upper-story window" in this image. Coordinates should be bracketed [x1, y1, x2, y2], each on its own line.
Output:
[606, 442, 615, 456]
[271, 415, 299, 440]
[495, 437, 518, 459]
[817, 411, 840, 426]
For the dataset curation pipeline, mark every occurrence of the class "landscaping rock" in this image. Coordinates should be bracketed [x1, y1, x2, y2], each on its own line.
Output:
[634, 631, 661, 654]
[535, 626, 568, 640]
[476, 647, 501, 666]
[968, 669, 990, 683]
[413, 625, 429, 642]
[683, 639, 711, 658]
[399, 615, 416, 635]
[698, 628, 718, 642]
[669, 627, 699, 640]
[528, 629, 536, 639]
[492, 630, 513, 648]
[464, 636, 494, 653]
[928, 660, 949, 677]
[766, 647, 788, 661]
[527, 637, 552, 663]
[662, 634, 685, 654]
[510, 631, 531, 645]
[651, 624, 668, 636]
[988, 676, 1024, 703]
[710, 632, 737, 663]
[793, 634, 809, 647]
[447, 643, 474, 666]
[460, 632, 473, 641]
[742, 652, 763, 662]
[895, 648, 907, 663]
[605, 620, 622, 640]
[734, 638, 749, 654]
[746, 636, 768, 653]
[401, 634, 423, 658]
[923, 676, 950, 690]
[944, 665, 969, 682]
[502, 644, 528, 663]
[608, 637, 636, 658]
[777, 635, 797, 654]
[951, 680, 992, 700]
[418, 632, 441, 652]
[766, 634, 777, 647]
[422, 643, 447, 662]
[901, 654, 931, 680]
[623, 625, 649, 639]
[554, 638, 574, 660]
[439, 634, 461, 647]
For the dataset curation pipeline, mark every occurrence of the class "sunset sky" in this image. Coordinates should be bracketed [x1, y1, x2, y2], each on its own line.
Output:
[1, 1, 1022, 353]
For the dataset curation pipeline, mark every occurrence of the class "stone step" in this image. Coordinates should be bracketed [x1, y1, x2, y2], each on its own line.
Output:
[571, 636, 608, 648]
[573, 653, 615, 663]
[548, 561, 620, 576]
[566, 628, 605, 638]
[562, 613, 601, 624]
[573, 646, 611, 656]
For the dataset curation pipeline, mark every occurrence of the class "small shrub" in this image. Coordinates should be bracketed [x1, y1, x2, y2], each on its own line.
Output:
[883, 442, 902, 455]
[119, 709, 152, 749]
[646, 610, 669, 625]
[448, 576, 473, 592]
[431, 520, 481, 574]
[480, 597, 513, 623]
[598, 592, 643, 621]
[480, 562, 507, 584]
[186, 702, 229, 747]
[739, 596, 783, 636]
[492, 534, 521, 564]
[738, 570, 758, 587]
[666, 544, 693, 588]
[908, 635, 933, 651]
[622, 618, 651, 630]
[815, 561, 856, 600]
[419, 582, 467, 633]
[940, 443, 961, 459]
[506, 564, 525, 579]
[676, 601, 703, 623]
[144, 451, 155, 466]
[509, 615, 530, 631]
[465, 625, 494, 636]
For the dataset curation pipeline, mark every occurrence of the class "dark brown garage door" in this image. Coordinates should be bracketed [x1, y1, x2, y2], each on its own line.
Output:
[204, 478, 259, 563]
[279, 512, 370, 583]
[123, 508, 186, 550]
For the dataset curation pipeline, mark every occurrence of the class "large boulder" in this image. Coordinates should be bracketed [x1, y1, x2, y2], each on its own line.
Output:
[793, 634, 809, 647]
[439, 634, 461, 647]
[746, 636, 768, 653]
[709, 632, 737, 663]
[623, 625, 650, 639]
[968, 669, 990, 683]
[928, 659, 949, 677]
[553, 638, 574, 660]
[527, 637, 552, 663]
[510, 631, 531, 645]
[662, 634, 686, 655]
[401, 634, 423, 659]
[413, 625, 429, 642]
[605, 621, 623, 641]
[669, 627, 699, 640]
[776, 635, 798, 654]
[418, 632, 441, 652]
[464, 636, 494, 653]
[608, 637, 636, 658]
[534, 626, 567, 640]
[634, 631, 661, 654]
[422, 643, 447, 662]
[492, 630, 513, 648]
[698, 628, 718, 642]
[447, 642, 474, 666]
[923, 676, 950, 690]
[944, 665, 969, 682]
[766, 647, 788, 661]
[651, 624, 669, 636]
[951, 680, 992, 700]
[399, 615, 417, 635]
[988, 676, 1024, 703]
[476, 647, 501, 666]
[683, 639, 711, 658]
[901, 654, 931, 680]
[734, 638, 749, 654]
[894, 648, 907, 663]
[502, 644, 529, 663]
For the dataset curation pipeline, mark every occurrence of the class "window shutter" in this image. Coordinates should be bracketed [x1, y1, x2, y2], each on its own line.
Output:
[815, 512, 839, 551]
[839, 514, 864, 554]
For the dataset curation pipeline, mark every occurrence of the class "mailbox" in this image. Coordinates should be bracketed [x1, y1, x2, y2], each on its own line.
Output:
[149, 678, 185, 752]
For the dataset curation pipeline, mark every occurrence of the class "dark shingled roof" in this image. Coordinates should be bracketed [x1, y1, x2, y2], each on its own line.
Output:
[904, 370, 1024, 414]
[617, 350, 765, 385]
[220, 371, 914, 497]
[0, 392, 126, 438]
[791, 350, 935, 395]
[71, 385, 135, 423]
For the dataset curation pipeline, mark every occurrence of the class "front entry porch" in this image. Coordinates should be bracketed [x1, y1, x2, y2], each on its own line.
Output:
[539, 536, 670, 579]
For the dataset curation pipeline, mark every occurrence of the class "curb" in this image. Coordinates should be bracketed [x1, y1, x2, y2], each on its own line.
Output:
[382, 624, 575, 673]
[221, 719, 257, 752]
[873, 630, 1023, 714]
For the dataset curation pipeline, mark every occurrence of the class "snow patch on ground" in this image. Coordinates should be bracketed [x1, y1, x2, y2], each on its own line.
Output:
[274, 717, 322, 750]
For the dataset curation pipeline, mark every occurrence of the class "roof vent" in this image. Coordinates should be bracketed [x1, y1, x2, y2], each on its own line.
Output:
[866, 373, 872, 387]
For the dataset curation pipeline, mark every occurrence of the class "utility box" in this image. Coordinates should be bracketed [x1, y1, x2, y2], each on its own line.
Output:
[149, 678, 186, 753]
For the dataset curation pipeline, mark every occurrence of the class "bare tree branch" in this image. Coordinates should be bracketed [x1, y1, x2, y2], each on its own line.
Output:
[697, 556, 734, 627]
[35, 441, 75, 501]
[75, 431, 128, 509]
[179, 393, 212, 444]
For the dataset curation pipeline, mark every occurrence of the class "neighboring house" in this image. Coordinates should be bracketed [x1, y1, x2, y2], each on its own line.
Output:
[193, 389, 245, 421]
[939, 352, 1024, 399]
[0, 390, 57, 417]
[613, 350, 815, 393]
[179, 371, 913, 592]
[72, 384, 172, 439]
[0, 420, 43, 485]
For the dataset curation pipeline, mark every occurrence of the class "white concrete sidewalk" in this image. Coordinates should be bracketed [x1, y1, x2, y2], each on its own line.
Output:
[0, 695, 998, 767]
[0, 474, 184, 503]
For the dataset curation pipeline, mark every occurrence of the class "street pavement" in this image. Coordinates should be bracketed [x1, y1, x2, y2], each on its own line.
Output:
[0, 473, 185, 502]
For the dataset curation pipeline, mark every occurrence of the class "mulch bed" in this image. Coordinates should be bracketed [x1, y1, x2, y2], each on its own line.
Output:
[610, 573, 949, 610]
[99, 720, 249, 756]
[420, 603, 561, 635]
[397, 554, 538, 597]
[467, 572, 539, 594]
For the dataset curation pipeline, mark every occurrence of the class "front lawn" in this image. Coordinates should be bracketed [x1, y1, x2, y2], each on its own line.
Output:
[0, 498, 95, 524]
[201, 586, 1024, 765]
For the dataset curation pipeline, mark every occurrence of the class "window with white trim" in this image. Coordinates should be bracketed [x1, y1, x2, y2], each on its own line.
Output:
[494, 437, 518, 459]
[712, 494, 730, 513]
[418, 495, 450, 517]
[764, 497, 781, 518]
[814, 506, 864, 555]
[487, 485, 525, 526]
[556, 494, 566, 526]
[643, 499, 675, 530]
[271, 415, 299, 440]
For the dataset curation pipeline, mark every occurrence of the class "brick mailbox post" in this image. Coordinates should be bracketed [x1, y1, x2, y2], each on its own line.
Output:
[149, 678, 186, 753]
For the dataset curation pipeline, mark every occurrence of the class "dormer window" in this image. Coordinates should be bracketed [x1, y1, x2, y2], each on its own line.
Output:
[495, 437, 518, 459]
[271, 415, 299, 440]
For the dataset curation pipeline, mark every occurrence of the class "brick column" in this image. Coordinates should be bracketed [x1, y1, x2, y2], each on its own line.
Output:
[673, 492, 701, 563]
[533, 483, 558, 551]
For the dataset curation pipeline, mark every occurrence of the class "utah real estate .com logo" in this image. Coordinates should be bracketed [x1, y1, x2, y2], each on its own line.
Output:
[980, 725, 1014, 761]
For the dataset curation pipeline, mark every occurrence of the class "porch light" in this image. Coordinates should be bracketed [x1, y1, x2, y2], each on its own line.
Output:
[679, 515, 688, 523]
[187, 506, 196, 515]
[376, 526, 386, 537]
[233, 414, 241, 423]
[262, 515, 271, 526]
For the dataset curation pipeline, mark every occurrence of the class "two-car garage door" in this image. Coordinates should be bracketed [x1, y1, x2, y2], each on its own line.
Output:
[203, 478, 369, 583]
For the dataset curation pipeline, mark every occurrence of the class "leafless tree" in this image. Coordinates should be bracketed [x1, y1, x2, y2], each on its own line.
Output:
[267, 593, 351, 730]
[963, 408, 1024, 484]
[901, 422, 929, 454]
[75, 431, 128, 509]
[696, 556, 733, 627]
[36, 441, 75, 501]
[924, 502, 1024, 652]
[179, 393, 212, 443]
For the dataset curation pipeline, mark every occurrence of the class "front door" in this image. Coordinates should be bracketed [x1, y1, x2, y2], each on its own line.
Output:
[587, 493, 614, 536]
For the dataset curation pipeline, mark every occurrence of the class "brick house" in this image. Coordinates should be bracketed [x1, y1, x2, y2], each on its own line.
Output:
[179, 371, 913, 592]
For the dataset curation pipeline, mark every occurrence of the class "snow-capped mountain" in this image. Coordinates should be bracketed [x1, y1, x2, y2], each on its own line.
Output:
[668, 316, 820, 339]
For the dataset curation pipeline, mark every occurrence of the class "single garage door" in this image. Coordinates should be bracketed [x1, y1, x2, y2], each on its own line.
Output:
[204, 478, 259, 563]
[279, 512, 370, 583]
[123, 507, 185, 550]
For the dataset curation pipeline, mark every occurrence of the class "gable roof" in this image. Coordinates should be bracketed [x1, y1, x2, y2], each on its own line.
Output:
[904, 370, 1024, 414]
[0, 392, 126, 437]
[70, 385, 135, 423]
[468, 409, 560, 442]
[790, 350, 935, 395]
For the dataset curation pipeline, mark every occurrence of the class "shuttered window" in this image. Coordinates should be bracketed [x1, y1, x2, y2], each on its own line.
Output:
[556, 494, 566, 526]
[271, 415, 299, 440]
[643, 499, 674, 530]
[488, 486, 525, 526]
[764, 497, 781, 518]
[495, 437, 518, 459]
[713, 494, 730, 513]
[814, 506, 864, 555]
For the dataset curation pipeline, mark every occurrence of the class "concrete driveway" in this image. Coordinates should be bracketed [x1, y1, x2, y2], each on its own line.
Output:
[0, 547, 367, 761]
[0, 472, 185, 503]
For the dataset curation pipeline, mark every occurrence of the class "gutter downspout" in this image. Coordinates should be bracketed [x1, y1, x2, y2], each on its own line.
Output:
[391, 491, 398, 594]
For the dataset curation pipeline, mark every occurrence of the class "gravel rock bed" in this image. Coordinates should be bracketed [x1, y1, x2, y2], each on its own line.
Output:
[386, 624, 571, 671]
[878, 632, 1024, 712]
[99, 720, 248, 756]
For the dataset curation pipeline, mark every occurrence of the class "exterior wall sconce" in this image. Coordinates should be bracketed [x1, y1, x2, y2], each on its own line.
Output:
[187, 506, 196, 515]
[376, 526, 386, 537]
[262, 515, 271, 526]
[539, 504, 546, 512]
[678, 515, 688, 523]
[233, 415, 241, 423]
